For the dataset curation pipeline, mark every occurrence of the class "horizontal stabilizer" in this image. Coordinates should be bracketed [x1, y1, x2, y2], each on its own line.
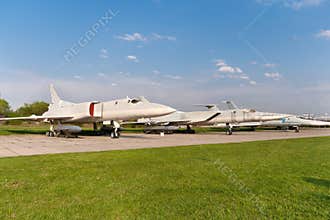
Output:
[194, 104, 219, 111]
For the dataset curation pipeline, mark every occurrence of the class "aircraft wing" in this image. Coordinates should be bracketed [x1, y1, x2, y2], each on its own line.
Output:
[189, 112, 221, 124]
[128, 111, 221, 126]
[125, 119, 191, 126]
[159, 120, 192, 126]
[0, 115, 74, 121]
[158, 112, 221, 125]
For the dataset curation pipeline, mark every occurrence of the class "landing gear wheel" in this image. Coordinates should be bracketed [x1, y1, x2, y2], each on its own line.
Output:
[46, 131, 55, 137]
[110, 129, 120, 139]
[226, 124, 233, 135]
[294, 127, 300, 133]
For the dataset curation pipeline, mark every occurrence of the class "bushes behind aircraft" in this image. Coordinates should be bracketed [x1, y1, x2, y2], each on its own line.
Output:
[0, 99, 11, 118]
[0, 99, 49, 124]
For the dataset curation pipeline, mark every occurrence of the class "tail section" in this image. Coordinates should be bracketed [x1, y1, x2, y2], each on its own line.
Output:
[50, 84, 61, 104]
[195, 104, 220, 111]
[224, 101, 239, 110]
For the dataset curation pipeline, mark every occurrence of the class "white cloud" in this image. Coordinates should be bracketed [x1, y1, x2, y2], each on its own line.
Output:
[151, 33, 176, 41]
[99, 49, 109, 59]
[127, 55, 139, 63]
[215, 59, 226, 67]
[218, 65, 237, 73]
[213, 59, 257, 85]
[153, 70, 160, 75]
[316, 29, 330, 40]
[163, 75, 182, 80]
[287, 0, 325, 10]
[250, 61, 258, 65]
[216, 60, 243, 74]
[116, 33, 147, 42]
[97, 72, 106, 78]
[239, 74, 250, 80]
[265, 72, 282, 80]
[116, 32, 176, 42]
[257, 0, 325, 10]
[235, 68, 243, 73]
[264, 63, 276, 68]
[73, 75, 82, 80]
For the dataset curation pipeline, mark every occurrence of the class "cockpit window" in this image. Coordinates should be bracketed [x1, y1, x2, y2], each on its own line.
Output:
[131, 99, 140, 104]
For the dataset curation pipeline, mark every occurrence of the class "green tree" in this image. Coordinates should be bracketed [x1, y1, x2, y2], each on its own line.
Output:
[16, 101, 49, 116]
[0, 99, 11, 117]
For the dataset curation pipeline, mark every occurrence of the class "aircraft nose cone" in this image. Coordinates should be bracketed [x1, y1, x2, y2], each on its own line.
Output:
[162, 106, 176, 115]
[153, 104, 176, 117]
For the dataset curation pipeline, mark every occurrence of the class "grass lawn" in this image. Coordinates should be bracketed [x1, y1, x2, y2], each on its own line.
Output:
[0, 137, 329, 219]
[0, 124, 49, 135]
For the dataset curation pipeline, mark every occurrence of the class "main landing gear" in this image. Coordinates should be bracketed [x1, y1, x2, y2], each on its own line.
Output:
[100, 121, 121, 139]
[46, 122, 57, 137]
[293, 126, 300, 133]
[226, 123, 233, 135]
[185, 125, 196, 134]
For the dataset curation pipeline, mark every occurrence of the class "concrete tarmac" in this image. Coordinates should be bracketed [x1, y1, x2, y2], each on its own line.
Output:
[0, 128, 329, 158]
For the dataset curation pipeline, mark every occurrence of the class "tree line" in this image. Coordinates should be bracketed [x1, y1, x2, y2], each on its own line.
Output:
[0, 99, 49, 117]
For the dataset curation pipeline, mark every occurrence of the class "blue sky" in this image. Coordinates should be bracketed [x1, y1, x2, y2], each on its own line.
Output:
[0, 0, 330, 114]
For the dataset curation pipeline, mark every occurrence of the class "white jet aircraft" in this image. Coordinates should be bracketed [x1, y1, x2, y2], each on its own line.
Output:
[314, 114, 330, 122]
[216, 101, 330, 132]
[0, 85, 176, 138]
[137, 102, 289, 135]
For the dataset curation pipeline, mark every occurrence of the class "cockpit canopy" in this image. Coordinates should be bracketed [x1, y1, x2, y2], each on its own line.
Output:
[242, 109, 256, 113]
[127, 96, 150, 104]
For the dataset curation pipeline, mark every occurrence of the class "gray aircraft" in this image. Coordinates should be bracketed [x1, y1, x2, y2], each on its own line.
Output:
[0, 85, 175, 138]
[215, 101, 330, 132]
[137, 102, 289, 135]
[314, 114, 330, 122]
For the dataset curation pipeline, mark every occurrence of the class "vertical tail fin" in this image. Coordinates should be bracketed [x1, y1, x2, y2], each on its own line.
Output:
[224, 101, 239, 110]
[50, 84, 61, 104]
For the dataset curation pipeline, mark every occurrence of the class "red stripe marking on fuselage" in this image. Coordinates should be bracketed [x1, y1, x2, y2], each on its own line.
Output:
[89, 103, 95, 117]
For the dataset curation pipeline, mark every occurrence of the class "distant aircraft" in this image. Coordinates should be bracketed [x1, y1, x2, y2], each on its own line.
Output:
[217, 101, 330, 132]
[0, 85, 176, 138]
[314, 114, 330, 122]
[137, 102, 289, 135]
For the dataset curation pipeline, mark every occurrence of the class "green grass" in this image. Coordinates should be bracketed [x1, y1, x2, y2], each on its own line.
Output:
[0, 124, 49, 135]
[0, 137, 329, 219]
